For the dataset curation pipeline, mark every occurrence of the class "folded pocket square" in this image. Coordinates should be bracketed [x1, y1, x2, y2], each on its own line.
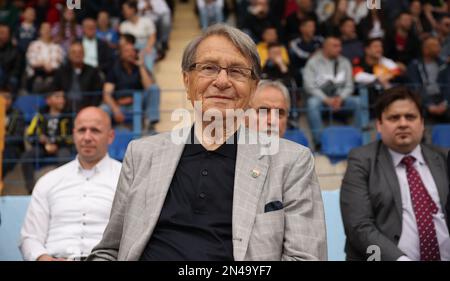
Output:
[264, 200, 283, 213]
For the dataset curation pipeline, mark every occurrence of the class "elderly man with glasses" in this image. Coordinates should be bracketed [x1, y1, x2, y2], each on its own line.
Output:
[88, 24, 327, 261]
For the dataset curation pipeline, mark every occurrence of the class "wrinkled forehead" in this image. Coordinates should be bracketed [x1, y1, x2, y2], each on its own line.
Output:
[195, 35, 251, 66]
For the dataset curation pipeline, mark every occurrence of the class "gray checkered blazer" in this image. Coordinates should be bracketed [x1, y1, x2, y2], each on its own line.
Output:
[87, 127, 327, 261]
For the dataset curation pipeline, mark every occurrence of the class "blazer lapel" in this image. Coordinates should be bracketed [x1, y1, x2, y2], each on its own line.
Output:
[127, 131, 186, 260]
[232, 129, 269, 261]
[422, 145, 448, 216]
[378, 144, 403, 219]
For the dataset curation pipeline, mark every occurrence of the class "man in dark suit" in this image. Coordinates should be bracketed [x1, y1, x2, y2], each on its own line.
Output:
[341, 86, 449, 261]
[53, 41, 103, 112]
[81, 17, 114, 78]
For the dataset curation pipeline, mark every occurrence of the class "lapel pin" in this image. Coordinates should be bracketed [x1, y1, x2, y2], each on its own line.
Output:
[251, 169, 260, 178]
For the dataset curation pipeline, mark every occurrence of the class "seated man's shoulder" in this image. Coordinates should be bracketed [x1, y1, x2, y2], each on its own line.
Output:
[274, 138, 313, 162]
[32, 160, 76, 193]
[129, 131, 173, 150]
[348, 141, 379, 157]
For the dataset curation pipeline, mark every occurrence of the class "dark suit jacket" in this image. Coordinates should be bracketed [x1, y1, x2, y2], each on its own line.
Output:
[54, 63, 103, 111]
[447, 150, 450, 228]
[96, 39, 114, 77]
[340, 141, 449, 261]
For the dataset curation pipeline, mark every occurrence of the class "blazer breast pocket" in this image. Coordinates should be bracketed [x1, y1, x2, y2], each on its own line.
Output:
[264, 200, 283, 213]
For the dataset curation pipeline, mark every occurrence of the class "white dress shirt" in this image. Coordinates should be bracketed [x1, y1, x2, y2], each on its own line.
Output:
[389, 145, 450, 261]
[19, 155, 122, 261]
[119, 17, 156, 49]
[82, 37, 98, 68]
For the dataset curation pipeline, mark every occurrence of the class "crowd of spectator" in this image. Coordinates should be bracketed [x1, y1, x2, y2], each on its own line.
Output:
[1, 0, 450, 189]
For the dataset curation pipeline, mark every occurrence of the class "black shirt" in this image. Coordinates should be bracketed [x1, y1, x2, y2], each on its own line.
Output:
[140, 129, 238, 261]
[106, 61, 143, 99]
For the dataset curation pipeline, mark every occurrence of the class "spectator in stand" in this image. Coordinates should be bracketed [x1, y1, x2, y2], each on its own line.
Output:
[96, 10, 119, 50]
[409, 0, 433, 40]
[196, 0, 224, 31]
[243, 0, 279, 43]
[353, 38, 404, 91]
[357, 8, 388, 41]
[0, 0, 20, 30]
[407, 36, 450, 124]
[384, 12, 420, 66]
[339, 17, 364, 64]
[262, 42, 294, 88]
[320, 0, 349, 37]
[256, 25, 289, 67]
[250, 80, 290, 138]
[33, 0, 60, 27]
[289, 17, 323, 85]
[346, 0, 367, 24]
[0, 23, 22, 93]
[303, 36, 358, 147]
[19, 107, 121, 261]
[81, 17, 114, 78]
[120, 0, 157, 72]
[101, 42, 160, 131]
[26, 22, 64, 93]
[21, 88, 73, 193]
[436, 14, 450, 63]
[53, 41, 103, 113]
[14, 6, 38, 53]
[52, 6, 82, 52]
[0, 86, 25, 177]
[423, 0, 449, 30]
[137, 0, 172, 57]
[285, 0, 317, 41]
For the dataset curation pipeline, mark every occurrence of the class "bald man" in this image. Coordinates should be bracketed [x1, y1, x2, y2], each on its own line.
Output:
[250, 80, 290, 137]
[19, 107, 122, 261]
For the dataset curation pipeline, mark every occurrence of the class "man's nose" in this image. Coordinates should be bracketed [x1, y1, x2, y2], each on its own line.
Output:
[398, 116, 409, 127]
[214, 69, 231, 87]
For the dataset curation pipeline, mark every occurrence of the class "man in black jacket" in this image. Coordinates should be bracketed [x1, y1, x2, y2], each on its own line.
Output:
[0, 23, 22, 93]
[1, 87, 25, 177]
[54, 41, 103, 113]
[407, 36, 450, 124]
[81, 17, 114, 78]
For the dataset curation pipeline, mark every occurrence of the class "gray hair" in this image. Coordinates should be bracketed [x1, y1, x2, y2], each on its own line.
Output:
[181, 24, 261, 80]
[255, 80, 291, 111]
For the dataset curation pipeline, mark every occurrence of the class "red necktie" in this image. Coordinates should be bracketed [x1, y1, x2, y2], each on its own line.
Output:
[401, 155, 441, 261]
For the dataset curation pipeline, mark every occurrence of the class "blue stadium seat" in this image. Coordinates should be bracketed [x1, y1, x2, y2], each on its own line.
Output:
[321, 126, 362, 163]
[0, 196, 31, 261]
[321, 190, 346, 261]
[0, 193, 347, 261]
[12, 95, 46, 123]
[108, 128, 135, 161]
[283, 128, 309, 147]
[431, 124, 450, 149]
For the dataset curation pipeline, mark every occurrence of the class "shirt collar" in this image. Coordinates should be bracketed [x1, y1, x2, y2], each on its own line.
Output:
[183, 125, 238, 159]
[388, 144, 425, 167]
[76, 154, 111, 174]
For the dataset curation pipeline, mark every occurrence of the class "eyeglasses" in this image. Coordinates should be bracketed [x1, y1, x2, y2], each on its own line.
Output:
[189, 62, 255, 81]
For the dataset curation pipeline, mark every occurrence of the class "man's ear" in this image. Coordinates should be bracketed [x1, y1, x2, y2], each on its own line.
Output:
[183, 72, 190, 96]
[375, 119, 381, 133]
[108, 129, 115, 145]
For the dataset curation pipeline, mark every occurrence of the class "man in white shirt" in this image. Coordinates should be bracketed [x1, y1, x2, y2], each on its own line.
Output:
[341, 86, 450, 261]
[19, 107, 122, 261]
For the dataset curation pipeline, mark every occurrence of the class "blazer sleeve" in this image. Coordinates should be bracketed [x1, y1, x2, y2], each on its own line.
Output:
[281, 148, 327, 261]
[340, 149, 404, 261]
[87, 141, 135, 261]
